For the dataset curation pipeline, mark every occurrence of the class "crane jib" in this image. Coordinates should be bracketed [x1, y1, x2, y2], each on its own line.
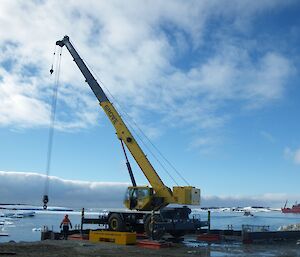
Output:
[55, 35, 201, 210]
[56, 36, 168, 192]
[56, 36, 109, 104]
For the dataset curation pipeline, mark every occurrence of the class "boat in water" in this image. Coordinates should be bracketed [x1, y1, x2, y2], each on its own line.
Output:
[12, 211, 35, 218]
[4, 211, 35, 218]
[281, 201, 300, 214]
[243, 211, 254, 216]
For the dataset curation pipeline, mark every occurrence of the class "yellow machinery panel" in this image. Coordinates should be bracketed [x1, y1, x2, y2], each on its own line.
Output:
[89, 230, 136, 245]
[173, 186, 200, 205]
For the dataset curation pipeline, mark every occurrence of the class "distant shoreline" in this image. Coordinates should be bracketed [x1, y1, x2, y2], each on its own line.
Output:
[0, 204, 73, 212]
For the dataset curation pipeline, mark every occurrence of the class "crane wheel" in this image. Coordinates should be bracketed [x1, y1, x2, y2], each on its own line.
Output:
[108, 213, 125, 232]
[144, 214, 165, 240]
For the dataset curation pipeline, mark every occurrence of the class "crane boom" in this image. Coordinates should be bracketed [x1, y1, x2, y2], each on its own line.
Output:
[56, 35, 200, 211]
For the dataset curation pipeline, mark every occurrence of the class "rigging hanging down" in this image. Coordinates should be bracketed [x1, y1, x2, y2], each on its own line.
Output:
[45, 35, 207, 239]
[42, 46, 62, 210]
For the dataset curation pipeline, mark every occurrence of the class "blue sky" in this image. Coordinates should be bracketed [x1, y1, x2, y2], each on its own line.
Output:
[0, 0, 300, 207]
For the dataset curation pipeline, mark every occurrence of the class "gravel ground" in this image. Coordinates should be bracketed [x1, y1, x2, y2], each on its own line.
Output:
[0, 239, 300, 257]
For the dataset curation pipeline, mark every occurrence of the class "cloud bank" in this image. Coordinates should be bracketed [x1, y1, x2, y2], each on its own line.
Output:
[202, 194, 296, 208]
[0, 171, 296, 208]
[0, 171, 129, 208]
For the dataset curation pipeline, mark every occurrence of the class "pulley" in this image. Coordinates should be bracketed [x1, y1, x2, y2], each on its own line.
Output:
[43, 195, 49, 210]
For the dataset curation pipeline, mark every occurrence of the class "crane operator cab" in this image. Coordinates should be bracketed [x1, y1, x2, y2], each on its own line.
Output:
[124, 186, 160, 211]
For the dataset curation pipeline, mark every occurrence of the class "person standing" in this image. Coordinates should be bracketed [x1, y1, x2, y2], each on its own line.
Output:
[60, 214, 72, 240]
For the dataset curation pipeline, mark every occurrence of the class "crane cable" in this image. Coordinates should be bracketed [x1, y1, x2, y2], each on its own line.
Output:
[42, 46, 62, 210]
[118, 110, 190, 186]
[73, 46, 189, 186]
[68, 39, 190, 187]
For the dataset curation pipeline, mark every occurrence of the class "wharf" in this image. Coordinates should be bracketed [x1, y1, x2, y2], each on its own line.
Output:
[196, 226, 300, 244]
[41, 227, 300, 245]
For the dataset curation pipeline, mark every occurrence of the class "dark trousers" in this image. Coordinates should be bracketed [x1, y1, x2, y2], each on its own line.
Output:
[62, 225, 69, 240]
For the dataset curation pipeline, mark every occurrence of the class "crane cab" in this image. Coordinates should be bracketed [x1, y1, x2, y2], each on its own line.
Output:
[124, 186, 156, 211]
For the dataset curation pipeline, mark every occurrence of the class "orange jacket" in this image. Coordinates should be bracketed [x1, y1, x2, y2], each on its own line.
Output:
[60, 217, 72, 227]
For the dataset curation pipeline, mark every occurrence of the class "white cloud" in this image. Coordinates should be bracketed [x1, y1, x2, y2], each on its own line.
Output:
[187, 135, 222, 155]
[0, 0, 296, 139]
[0, 171, 295, 208]
[0, 171, 129, 208]
[260, 130, 275, 143]
[296, 150, 300, 164]
[0, 67, 50, 127]
[284, 147, 300, 165]
[202, 193, 298, 208]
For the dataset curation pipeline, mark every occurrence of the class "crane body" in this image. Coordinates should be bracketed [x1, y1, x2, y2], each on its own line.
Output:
[56, 35, 207, 238]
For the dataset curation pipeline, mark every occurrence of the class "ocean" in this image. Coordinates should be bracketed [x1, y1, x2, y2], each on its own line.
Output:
[1, 207, 300, 243]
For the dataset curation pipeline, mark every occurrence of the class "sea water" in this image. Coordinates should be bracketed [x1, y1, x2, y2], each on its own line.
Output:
[0, 210, 102, 243]
[206, 211, 300, 231]
[0, 209, 300, 243]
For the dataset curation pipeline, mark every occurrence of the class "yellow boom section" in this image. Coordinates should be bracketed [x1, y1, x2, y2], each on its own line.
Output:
[56, 35, 200, 208]
[100, 101, 174, 202]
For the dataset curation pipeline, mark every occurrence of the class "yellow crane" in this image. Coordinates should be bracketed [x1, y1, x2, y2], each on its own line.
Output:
[55, 35, 206, 238]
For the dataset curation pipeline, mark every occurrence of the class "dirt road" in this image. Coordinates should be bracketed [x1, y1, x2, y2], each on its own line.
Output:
[0, 239, 299, 257]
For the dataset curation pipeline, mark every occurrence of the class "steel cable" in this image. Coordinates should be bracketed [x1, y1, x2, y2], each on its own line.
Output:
[44, 47, 62, 201]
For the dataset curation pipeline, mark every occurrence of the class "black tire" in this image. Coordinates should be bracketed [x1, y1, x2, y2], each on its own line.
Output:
[169, 231, 185, 238]
[108, 213, 125, 232]
[144, 214, 165, 240]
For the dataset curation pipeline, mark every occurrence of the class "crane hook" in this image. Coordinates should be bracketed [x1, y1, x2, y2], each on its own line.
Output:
[50, 63, 54, 75]
[43, 194, 49, 210]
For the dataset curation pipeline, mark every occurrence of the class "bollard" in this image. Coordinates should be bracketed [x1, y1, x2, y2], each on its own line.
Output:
[81, 208, 84, 233]
[207, 210, 211, 232]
